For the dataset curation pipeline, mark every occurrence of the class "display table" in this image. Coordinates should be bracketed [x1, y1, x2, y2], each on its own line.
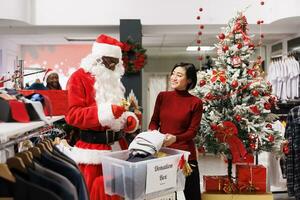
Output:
[201, 192, 273, 200]
[0, 116, 64, 141]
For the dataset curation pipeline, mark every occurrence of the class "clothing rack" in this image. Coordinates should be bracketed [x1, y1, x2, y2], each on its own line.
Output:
[0, 125, 65, 151]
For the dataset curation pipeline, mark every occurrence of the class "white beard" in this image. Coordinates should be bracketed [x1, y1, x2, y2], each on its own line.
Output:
[80, 54, 125, 104]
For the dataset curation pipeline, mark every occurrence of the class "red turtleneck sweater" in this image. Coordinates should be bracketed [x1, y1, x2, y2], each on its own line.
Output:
[149, 90, 203, 160]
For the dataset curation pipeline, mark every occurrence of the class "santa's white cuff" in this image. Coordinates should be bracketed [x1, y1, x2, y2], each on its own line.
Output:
[98, 103, 126, 131]
[56, 144, 111, 165]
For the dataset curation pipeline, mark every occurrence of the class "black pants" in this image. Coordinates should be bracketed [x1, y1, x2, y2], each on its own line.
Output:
[183, 160, 201, 200]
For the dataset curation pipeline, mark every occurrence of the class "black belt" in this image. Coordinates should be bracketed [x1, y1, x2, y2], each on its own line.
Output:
[79, 129, 123, 145]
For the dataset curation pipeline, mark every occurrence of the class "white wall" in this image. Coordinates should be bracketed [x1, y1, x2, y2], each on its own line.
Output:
[0, 0, 32, 24]
[0, 0, 298, 26]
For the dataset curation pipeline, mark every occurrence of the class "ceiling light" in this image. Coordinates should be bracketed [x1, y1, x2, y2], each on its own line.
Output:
[186, 46, 215, 51]
[64, 36, 96, 42]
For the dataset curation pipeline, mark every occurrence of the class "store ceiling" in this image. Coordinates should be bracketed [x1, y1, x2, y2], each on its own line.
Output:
[0, 16, 299, 55]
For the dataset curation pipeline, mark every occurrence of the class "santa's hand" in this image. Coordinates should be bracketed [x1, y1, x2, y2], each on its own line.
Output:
[111, 104, 126, 118]
[122, 112, 139, 134]
[163, 134, 176, 146]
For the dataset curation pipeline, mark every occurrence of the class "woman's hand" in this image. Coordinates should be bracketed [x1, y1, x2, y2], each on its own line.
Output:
[163, 134, 176, 146]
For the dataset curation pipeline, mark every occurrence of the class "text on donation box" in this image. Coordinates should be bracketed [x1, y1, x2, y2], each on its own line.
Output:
[145, 159, 177, 194]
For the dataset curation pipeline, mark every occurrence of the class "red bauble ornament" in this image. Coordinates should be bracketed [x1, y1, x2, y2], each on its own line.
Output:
[218, 33, 225, 40]
[251, 90, 259, 97]
[283, 146, 289, 154]
[260, 1, 265, 5]
[197, 39, 201, 44]
[197, 16, 201, 20]
[248, 133, 257, 141]
[268, 135, 275, 143]
[237, 43, 243, 49]
[235, 115, 242, 122]
[250, 105, 260, 115]
[257, 20, 261, 25]
[197, 56, 203, 61]
[199, 80, 206, 87]
[264, 102, 272, 110]
[231, 80, 238, 88]
[266, 124, 272, 129]
[249, 44, 255, 50]
[199, 8, 203, 12]
[222, 45, 229, 52]
[268, 96, 275, 104]
[260, 20, 264, 24]
[260, 34, 264, 38]
[197, 47, 201, 51]
[250, 143, 256, 150]
[205, 93, 213, 100]
[198, 31, 202, 36]
[200, 25, 204, 29]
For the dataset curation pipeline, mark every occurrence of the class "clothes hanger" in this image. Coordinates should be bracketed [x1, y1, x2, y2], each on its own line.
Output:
[0, 163, 16, 183]
[15, 151, 33, 167]
[6, 156, 27, 174]
[28, 147, 41, 159]
[36, 143, 48, 153]
[43, 139, 53, 152]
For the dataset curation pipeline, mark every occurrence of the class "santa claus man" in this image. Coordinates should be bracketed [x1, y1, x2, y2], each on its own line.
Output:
[65, 34, 139, 200]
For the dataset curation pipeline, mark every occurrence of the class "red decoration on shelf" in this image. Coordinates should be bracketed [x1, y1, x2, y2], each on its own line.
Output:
[257, 20, 261, 25]
[260, 1, 265, 5]
[198, 31, 202, 36]
[199, 7, 203, 12]
[197, 16, 201, 20]
[197, 39, 201, 44]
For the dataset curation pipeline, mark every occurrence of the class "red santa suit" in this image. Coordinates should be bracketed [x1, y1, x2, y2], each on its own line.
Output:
[65, 34, 139, 200]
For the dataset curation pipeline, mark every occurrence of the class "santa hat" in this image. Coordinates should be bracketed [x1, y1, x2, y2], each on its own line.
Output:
[128, 130, 166, 155]
[92, 34, 123, 59]
[43, 68, 58, 82]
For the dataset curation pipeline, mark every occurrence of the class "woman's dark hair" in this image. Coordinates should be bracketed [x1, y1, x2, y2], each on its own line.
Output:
[171, 62, 198, 90]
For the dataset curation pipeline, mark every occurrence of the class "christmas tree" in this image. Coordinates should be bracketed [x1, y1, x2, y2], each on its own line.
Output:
[193, 12, 283, 179]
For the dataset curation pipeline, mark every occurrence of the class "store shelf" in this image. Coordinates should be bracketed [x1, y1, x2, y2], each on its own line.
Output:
[0, 116, 64, 141]
[202, 192, 273, 200]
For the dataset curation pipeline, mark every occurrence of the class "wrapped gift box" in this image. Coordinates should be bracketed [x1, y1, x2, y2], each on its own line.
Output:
[19, 90, 68, 116]
[203, 176, 228, 193]
[236, 164, 266, 193]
